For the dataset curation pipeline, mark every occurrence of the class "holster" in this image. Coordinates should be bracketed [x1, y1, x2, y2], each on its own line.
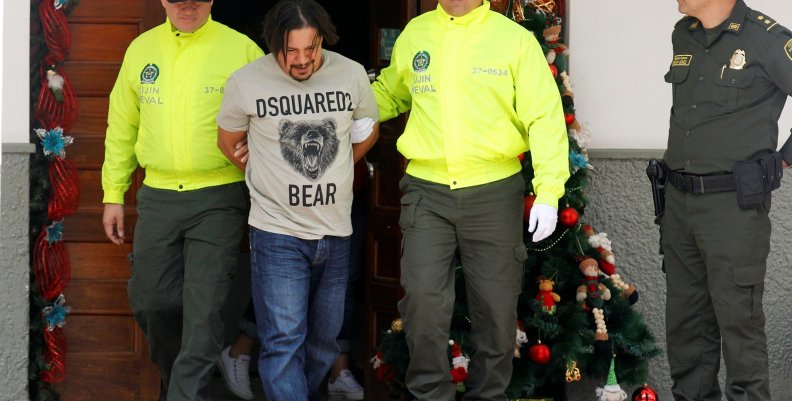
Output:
[646, 160, 667, 259]
[646, 159, 667, 221]
[732, 151, 783, 210]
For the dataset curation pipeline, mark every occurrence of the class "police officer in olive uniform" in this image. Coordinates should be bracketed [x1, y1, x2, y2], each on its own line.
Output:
[663, 0, 792, 400]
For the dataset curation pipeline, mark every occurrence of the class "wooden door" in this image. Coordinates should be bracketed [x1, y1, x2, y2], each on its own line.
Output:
[363, 2, 436, 400]
[56, 1, 164, 399]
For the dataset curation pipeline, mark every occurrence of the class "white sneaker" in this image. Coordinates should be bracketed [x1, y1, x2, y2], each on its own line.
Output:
[217, 346, 254, 400]
[328, 369, 364, 400]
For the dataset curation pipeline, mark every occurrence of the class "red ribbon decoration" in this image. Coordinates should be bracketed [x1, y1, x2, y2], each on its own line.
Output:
[32, 229, 71, 302]
[39, 0, 71, 63]
[48, 157, 80, 221]
[34, 65, 78, 132]
[40, 327, 68, 383]
[35, 0, 78, 386]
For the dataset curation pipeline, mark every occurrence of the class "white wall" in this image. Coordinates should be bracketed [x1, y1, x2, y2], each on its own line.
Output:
[569, 1, 792, 150]
[1, 0, 31, 144]
[1, 0, 5, 145]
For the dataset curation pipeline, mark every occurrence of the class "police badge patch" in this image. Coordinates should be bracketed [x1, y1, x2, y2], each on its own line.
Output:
[412, 51, 430, 73]
[728, 49, 746, 69]
[140, 63, 160, 84]
[672, 55, 692, 67]
[785, 39, 792, 62]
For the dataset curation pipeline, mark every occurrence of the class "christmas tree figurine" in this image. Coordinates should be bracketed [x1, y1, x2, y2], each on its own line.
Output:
[596, 356, 628, 401]
[536, 275, 561, 314]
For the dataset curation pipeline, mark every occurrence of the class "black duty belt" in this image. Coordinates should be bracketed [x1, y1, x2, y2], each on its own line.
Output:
[667, 170, 735, 194]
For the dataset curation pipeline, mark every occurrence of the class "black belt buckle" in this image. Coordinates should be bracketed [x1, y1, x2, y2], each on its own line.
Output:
[669, 170, 735, 194]
[669, 171, 692, 193]
[696, 175, 705, 194]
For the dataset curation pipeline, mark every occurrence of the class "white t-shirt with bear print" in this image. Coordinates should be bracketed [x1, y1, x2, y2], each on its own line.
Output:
[217, 50, 379, 239]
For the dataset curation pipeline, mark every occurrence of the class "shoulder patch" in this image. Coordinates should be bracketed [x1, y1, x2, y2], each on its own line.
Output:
[749, 10, 782, 32]
[785, 39, 792, 62]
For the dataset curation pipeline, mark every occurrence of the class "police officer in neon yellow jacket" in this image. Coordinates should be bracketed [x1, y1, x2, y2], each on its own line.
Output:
[371, 0, 569, 400]
[101, 1, 262, 400]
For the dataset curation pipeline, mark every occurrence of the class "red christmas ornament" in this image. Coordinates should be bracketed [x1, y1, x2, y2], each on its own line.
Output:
[558, 207, 579, 227]
[632, 383, 659, 401]
[523, 195, 536, 223]
[549, 63, 558, 78]
[564, 113, 576, 125]
[529, 341, 551, 365]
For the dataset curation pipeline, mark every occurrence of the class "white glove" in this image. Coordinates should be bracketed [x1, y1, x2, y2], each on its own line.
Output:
[350, 117, 375, 143]
[528, 203, 557, 242]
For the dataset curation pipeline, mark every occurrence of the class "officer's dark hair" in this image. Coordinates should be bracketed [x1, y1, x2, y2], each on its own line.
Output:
[261, 0, 339, 57]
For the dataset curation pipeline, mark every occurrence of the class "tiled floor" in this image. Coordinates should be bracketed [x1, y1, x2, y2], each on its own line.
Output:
[210, 373, 268, 401]
[210, 373, 355, 401]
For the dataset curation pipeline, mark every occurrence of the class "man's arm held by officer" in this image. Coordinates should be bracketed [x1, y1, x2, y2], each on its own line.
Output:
[218, 128, 248, 171]
[351, 117, 380, 163]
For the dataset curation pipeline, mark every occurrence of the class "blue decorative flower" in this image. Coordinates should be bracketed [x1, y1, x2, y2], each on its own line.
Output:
[35, 127, 73, 159]
[46, 220, 64, 244]
[43, 294, 70, 331]
[569, 151, 590, 171]
[54, 0, 69, 10]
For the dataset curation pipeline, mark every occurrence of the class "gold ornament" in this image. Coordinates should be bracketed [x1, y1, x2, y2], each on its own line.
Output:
[490, 0, 510, 13]
[390, 318, 404, 333]
[529, 0, 556, 13]
[565, 360, 581, 382]
[512, 0, 526, 23]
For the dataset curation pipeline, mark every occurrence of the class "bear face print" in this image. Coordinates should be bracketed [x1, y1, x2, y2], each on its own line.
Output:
[279, 118, 339, 181]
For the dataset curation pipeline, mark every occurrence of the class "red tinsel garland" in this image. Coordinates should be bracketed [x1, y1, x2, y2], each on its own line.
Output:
[35, 0, 78, 385]
[47, 157, 80, 220]
[39, 0, 71, 63]
[32, 229, 71, 302]
[35, 64, 78, 132]
[40, 327, 68, 384]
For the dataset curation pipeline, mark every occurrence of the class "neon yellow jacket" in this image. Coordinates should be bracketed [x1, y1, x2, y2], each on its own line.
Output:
[102, 17, 263, 204]
[372, 1, 569, 207]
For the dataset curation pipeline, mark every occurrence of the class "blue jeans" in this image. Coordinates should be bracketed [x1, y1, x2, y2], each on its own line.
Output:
[249, 228, 350, 401]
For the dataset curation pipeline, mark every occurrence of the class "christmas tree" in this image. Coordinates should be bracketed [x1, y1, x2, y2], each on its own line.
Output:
[372, 1, 662, 400]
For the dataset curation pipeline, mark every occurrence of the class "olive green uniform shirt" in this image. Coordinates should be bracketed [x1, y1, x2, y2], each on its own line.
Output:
[664, 0, 792, 173]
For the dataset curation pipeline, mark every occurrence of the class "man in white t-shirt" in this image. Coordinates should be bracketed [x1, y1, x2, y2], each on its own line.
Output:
[216, 1, 378, 400]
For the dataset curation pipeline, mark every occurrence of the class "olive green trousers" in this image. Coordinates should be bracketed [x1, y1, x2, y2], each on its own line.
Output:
[398, 173, 527, 401]
[128, 182, 248, 401]
[662, 185, 771, 401]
